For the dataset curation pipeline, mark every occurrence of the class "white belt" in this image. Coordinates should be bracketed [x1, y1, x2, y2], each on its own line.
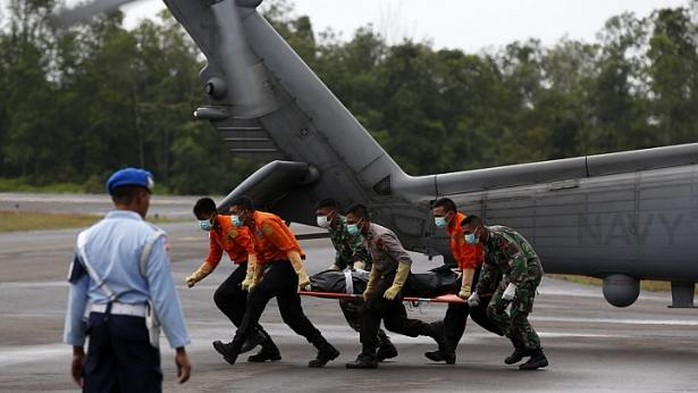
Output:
[89, 302, 146, 317]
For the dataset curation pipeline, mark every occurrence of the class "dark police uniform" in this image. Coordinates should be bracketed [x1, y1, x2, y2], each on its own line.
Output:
[350, 223, 443, 366]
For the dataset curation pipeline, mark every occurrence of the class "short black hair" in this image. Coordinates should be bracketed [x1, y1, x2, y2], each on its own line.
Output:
[229, 195, 255, 212]
[193, 197, 217, 217]
[432, 197, 457, 213]
[461, 215, 482, 227]
[111, 186, 145, 205]
[345, 203, 370, 220]
[314, 198, 339, 211]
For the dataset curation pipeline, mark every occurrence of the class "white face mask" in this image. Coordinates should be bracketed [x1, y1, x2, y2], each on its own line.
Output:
[316, 215, 331, 228]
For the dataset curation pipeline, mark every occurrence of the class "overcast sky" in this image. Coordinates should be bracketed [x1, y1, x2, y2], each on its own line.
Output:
[116, 0, 691, 52]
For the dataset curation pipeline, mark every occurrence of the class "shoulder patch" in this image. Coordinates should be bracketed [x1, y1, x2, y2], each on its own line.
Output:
[262, 224, 274, 236]
[375, 237, 384, 248]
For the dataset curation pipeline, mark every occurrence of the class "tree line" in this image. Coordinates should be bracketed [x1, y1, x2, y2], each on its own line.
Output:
[0, 0, 696, 194]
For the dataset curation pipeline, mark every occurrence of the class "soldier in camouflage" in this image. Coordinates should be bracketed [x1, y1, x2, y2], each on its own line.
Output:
[314, 198, 398, 361]
[462, 215, 549, 370]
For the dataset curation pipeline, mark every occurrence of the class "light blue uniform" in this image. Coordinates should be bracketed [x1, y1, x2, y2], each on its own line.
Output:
[63, 210, 189, 349]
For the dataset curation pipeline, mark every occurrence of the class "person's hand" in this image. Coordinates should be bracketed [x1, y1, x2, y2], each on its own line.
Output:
[241, 276, 257, 292]
[467, 292, 480, 307]
[458, 288, 471, 300]
[297, 270, 311, 292]
[70, 347, 85, 388]
[353, 261, 366, 271]
[502, 283, 517, 301]
[328, 264, 341, 271]
[362, 289, 373, 302]
[383, 285, 401, 300]
[185, 264, 212, 288]
[185, 274, 199, 288]
[175, 348, 191, 384]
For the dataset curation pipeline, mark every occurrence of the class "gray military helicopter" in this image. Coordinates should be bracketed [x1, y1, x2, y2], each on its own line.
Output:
[56, 0, 698, 308]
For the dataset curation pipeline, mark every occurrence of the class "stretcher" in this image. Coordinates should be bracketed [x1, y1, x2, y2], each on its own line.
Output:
[299, 290, 465, 304]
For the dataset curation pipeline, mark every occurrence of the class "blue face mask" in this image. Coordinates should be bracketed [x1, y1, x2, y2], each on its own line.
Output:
[198, 219, 213, 231]
[465, 233, 478, 245]
[434, 216, 447, 229]
[231, 215, 243, 228]
[347, 223, 360, 236]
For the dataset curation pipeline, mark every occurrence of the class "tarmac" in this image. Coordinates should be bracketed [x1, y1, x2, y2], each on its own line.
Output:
[1, 193, 697, 392]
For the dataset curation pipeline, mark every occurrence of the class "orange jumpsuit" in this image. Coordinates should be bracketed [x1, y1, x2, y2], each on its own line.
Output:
[204, 215, 255, 268]
[446, 212, 484, 271]
[249, 211, 304, 264]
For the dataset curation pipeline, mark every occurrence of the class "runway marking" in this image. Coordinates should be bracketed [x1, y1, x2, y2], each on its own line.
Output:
[532, 316, 698, 326]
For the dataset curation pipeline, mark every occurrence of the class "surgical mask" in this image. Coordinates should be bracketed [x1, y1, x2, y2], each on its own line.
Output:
[347, 223, 360, 236]
[465, 233, 478, 245]
[231, 215, 243, 228]
[317, 215, 331, 228]
[434, 216, 447, 229]
[198, 219, 213, 231]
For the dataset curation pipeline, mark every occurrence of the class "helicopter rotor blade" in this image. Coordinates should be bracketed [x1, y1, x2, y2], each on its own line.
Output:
[52, 0, 141, 27]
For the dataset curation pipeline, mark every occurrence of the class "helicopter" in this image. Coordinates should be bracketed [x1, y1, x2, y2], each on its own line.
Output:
[54, 0, 698, 309]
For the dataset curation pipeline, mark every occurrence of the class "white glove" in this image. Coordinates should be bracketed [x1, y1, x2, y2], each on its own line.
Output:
[467, 292, 480, 307]
[502, 282, 517, 301]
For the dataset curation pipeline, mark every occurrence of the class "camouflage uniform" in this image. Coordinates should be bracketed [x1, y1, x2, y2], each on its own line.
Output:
[475, 225, 544, 352]
[328, 216, 371, 270]
[327, 216, 395, 358]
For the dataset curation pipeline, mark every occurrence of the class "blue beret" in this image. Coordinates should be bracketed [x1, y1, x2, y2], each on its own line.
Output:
[106, 168, 154, 195]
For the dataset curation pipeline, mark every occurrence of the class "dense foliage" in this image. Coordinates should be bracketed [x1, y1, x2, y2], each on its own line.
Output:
[0, 0, 696, 193]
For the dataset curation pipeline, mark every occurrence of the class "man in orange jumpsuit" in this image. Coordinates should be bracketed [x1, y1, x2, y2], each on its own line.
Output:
[424, 198, 502, 364]
[186, 197, 280, 362]
[212, 196, 340, 368]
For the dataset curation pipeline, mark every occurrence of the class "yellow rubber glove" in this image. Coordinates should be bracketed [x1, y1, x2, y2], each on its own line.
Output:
[185, 262, 213, 288]
[363, 265, 379, 302]
[383, 263, 410, 300]
[458, 268, 475, 299]
[353, 260, 366, 271]
[288, 250, 310, 291]
[241, 254, 258, 291]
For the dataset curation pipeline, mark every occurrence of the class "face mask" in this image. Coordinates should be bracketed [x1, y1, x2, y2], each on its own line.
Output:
[317, 215, 331, 228]
[231, 215, 243, 228]
[347, 223, 360, 236]
[198, 219, 213, 231]
[434, 216, 447, 229]
[465, 233, 478, 245]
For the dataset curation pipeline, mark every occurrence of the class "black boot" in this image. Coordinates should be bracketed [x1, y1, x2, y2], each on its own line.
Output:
[247, 330, 281, 363]
[240, 328, 267, 354]
[212, 340, 239, 365]
[346, 353, 378, 369]
[308, 335, 340, 368]
[504, 333, 527, 365]
[505, 348, 528, 365]
[376, 330, 398, 361]
[519, 348, 548, 370]
[424, 323, 455, 365]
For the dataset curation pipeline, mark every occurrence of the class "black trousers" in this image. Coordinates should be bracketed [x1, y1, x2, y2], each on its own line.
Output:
[214, 263, 263, 334]
[441, 265, 502, 351]
[442, 294, 501, 350]
[360, 272, 433, 355]
[83, 312, 162, 393]
[339, 299, 392, 347]
[230, 261, 324, 352]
